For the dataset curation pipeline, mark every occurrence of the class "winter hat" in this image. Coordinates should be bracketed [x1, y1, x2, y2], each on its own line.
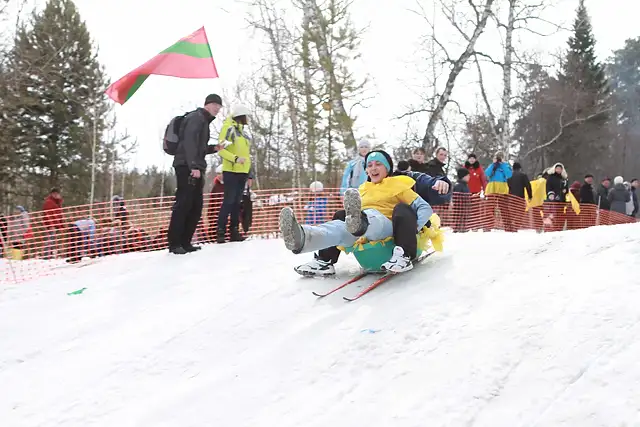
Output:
[204, 94, 223, 106]
[309, 181, 324, 192]
[215, 164, 223, 174]
[230, 104, 251, 118]
[357, 138, 372, 149]
[457, 168, 470, 180]
[397, 160, 410, 172]
[614, 176, 624, 185]
[512, 162, 522, 171]
[467, 153, 477, 159]
[16, 205, 25, 213]
[365, 150, 394, 174]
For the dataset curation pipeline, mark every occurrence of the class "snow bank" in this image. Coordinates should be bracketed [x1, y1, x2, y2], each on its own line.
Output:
[1, 224, 640, 426]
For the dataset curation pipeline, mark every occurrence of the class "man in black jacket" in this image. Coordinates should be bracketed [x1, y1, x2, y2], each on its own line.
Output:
[167, 94, 223, 254]
[423, 147, 447, 177]
[505, 162, 532, 232]
[579, 174, 596, 205]
[596, 177, 611, 210]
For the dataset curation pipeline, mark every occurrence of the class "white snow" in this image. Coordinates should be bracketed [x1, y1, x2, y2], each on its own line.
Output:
[2, 224, 640, 427]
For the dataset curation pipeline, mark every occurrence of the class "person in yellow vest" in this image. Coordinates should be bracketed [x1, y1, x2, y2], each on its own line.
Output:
[279, 150, 442, 275]
[216, 105, 252, 243]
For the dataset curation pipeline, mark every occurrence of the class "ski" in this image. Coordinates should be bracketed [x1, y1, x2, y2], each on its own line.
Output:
[312, 272, 368, 297]
[342, 251, 435, 302]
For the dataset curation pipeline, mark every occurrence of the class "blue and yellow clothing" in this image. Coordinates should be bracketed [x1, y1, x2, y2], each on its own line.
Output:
[485, 161, 512, 195]
[359, 175, 432, 231]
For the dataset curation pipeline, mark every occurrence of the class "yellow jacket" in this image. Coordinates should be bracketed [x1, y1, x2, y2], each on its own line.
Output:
[217, 116, 252, 174]
[359, 175, 418, 219]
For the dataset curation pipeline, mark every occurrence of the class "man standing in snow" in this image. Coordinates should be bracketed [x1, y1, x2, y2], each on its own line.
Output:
[579, 174, 596, 205]
[424, 147, 448, 177]
[168, 94, 223, 254]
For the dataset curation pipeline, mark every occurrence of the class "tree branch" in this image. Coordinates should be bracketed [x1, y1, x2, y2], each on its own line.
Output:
[523, 106, 612, 158]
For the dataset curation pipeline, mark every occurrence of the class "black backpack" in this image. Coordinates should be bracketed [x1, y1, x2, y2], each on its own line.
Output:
[163, 112, 189, 155]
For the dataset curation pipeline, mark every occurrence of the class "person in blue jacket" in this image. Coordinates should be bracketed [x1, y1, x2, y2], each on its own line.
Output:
[484, 151, 512, 195]
[394, 160, 452, 205]
[340, 138, 371, 194]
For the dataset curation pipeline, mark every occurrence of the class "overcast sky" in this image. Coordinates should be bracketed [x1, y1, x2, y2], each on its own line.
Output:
[45, 0, 640, 170]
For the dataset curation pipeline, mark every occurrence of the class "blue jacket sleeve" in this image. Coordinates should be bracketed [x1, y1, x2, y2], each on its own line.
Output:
[340, 161, 353, 195]
[485, 163, 494, 179]
[410, 196, 433, 230]
[503, 164, 513, 179]
[417, 175, 453, 204]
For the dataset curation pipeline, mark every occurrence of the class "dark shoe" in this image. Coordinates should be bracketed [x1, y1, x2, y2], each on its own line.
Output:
[183, 244, 202, 253]
[66, 257, 81, 264]
[279, 207, 305, 253]
[216, 235, 226, 244]
[230, 233, 246, 242]
[169, 246, 187, 255]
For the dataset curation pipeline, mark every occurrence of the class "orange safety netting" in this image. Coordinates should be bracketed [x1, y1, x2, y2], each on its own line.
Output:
[0, 189, 636, 285]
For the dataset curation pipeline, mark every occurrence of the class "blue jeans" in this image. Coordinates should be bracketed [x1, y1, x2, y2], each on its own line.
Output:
[299, 208, 392, 253]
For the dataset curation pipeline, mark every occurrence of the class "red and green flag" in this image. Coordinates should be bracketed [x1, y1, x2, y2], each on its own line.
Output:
[106, 27, 219, 105]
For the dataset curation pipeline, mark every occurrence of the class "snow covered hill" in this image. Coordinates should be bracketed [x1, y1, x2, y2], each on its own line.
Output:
[2, 224, 640, 427]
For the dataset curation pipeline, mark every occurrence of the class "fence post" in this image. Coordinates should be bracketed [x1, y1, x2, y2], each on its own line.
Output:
[0, 228, 18, 284]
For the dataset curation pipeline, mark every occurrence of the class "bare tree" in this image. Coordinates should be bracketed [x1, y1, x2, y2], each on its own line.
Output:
[299, 0, 358, 149]
[470, 0, 567, 158]
[409, 0, 495, 155]
[248, 0, 304, 189]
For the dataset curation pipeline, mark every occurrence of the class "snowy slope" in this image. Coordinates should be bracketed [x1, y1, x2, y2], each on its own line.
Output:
[2, 225, 640, 427]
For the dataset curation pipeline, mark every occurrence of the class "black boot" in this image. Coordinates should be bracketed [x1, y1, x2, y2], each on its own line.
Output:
[169, 246, 187, 255]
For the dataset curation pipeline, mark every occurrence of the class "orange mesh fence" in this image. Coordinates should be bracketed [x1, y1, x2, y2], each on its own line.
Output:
[1, 190, 636, 285]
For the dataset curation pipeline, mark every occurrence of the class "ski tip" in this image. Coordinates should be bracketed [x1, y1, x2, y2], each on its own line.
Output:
[312, 291, 325, 297]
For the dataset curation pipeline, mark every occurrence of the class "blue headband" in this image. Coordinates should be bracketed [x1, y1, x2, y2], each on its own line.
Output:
[366, 152, 390, 172]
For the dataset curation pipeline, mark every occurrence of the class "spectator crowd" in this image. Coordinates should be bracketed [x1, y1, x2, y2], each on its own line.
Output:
[1, 93, 637, 266]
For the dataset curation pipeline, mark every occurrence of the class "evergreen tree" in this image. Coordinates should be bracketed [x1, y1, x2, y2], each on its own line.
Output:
[552, 0, 610, 177]
[4, 0, 108, 208]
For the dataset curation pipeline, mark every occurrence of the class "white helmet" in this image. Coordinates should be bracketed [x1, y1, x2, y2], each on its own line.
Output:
[309, 181, 324, 192]
[231, 104, 251, 118]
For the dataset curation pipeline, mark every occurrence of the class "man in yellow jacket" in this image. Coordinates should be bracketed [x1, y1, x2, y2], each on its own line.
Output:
[216, 105, 252, 243]
[279, 150, 437, 275]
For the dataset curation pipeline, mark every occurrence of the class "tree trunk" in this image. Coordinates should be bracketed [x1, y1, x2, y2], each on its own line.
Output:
[422, 0, 495, 152]
[304, 0, 356, 149]
[499, 0, 515, 156]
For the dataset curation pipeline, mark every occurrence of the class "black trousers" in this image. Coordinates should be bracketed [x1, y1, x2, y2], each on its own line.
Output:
[317, 203, 419, 264]
[217, 172, 248, 235]
[167, 166, 204, 248]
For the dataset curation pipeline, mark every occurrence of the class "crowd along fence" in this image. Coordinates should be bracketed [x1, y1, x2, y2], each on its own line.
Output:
[0, 188, 636, 285]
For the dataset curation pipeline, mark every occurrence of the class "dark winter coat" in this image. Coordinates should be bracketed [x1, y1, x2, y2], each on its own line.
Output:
[396, 171, 452, 205]
[453, 179, 470, 194]
[423, 158, 446, 177]
[507, 170, 533, 199]
[407, 159, 430, 174]
[596, 185, 611, 210]
[608, 183, 630, 215]
[632, 188, 638, 217]
[579, 183, 596, 205]
[172, 108, 218, 172]
[546, 173, 569, 202]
